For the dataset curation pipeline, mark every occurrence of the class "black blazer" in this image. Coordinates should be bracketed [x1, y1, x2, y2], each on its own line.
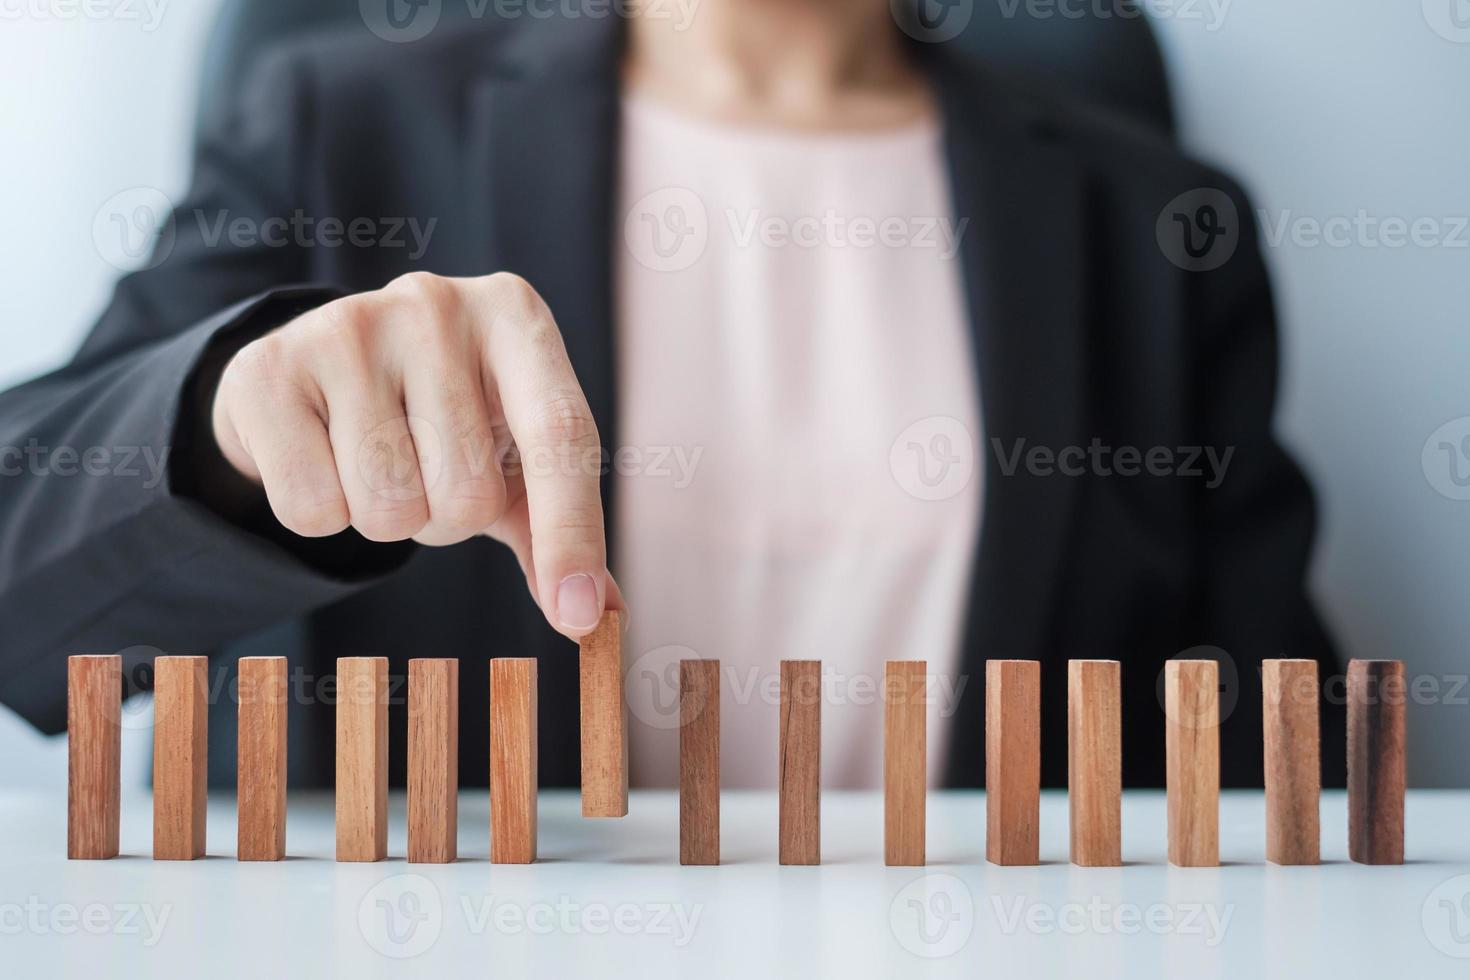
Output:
[0, 16, 1344, 789]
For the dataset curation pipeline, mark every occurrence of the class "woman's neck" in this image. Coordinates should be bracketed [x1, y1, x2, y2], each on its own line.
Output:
[624, 0, 932, 132]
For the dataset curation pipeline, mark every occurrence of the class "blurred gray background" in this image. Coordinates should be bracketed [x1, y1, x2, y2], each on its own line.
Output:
[1, 0, 1465, 787]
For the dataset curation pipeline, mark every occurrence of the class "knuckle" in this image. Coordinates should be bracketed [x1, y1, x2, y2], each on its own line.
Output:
[527, 392, 599, 448]
[390, 271, 461, 320]
[485, 271, 543, 315]
[352, 500, 429, 543]
[275, 488, 350, 538]
[432, 488, 504, 533]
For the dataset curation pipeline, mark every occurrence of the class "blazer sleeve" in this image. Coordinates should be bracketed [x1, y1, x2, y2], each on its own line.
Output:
[0, 46, 413, 733]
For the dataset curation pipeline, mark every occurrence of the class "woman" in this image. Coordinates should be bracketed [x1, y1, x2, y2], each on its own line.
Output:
[0, 1, 1341, 790]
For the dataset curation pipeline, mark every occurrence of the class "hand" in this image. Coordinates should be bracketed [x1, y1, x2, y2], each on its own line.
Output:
[212, 271, 622, 639]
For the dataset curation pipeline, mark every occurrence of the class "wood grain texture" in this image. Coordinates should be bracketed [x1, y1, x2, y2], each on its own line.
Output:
[884, 660, 927, 867]
[1347, 659, 1406, 865]
[237, 656, 287, 861]
[407, 659, 458, 864]
[490, 658, 538, 864]
[1263, 659, 1320, 865]
[1067, 660, 1121, 867]
[335, 657, 388, 862]
[779, 660, 821, 866]
[579, 610, 628, 817]
[985, 660, 1040, 866]
[679, 660, 720, 866]
[152, 656, 208, 860]
[1165, 660, 1220, 867]
[68, 655, 121, 860]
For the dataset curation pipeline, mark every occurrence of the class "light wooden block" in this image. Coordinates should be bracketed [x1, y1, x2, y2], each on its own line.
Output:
[1263, 658, 1320, 865]
[408, 659, 458, 864]
[237, 656, 287, 861]
[679, 659, 720, 866]
[579, 610, 628, 818]
[1348, 659, 1406, 865]
[491, 658, 538, 864]
[985, 659, 1040, 866]
[884, 660, 927, 867]
[153, 656, 208, 860]
[335, 657, 388, 862]
[1165, 659, 1220, 867]
[1068, 659, 1121, 867]
[68, 655, 121, 860]
[779, 660, 821, 866]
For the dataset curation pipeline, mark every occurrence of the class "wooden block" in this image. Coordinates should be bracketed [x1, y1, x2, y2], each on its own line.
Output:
[68, 655, 121, 860]
[679, 660, 720, 866]
[1347, 659, 1406, 865]
[1263, 659, 1320, 865]
[237, 656, 287, 861]
[335, 657, 388, 862]
[985, 659, 1040, 866]
[579, 610, 628, 818]
[1067, 660, 1121, 867]
[407, 659, 458, 864]
[152, 656, 208, 860]
[884, 660, 927, 867]
[1165, 659, 1220, 867]
[490, 658, 538, 864]
[779, 660, 821, 866]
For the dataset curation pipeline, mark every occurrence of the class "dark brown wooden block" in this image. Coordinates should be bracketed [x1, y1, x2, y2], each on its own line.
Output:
[1347, 659, 1406, 865]
[679, 659, 720, 866]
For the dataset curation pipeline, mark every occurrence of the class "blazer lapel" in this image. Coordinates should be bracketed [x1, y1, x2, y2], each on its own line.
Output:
[935, 64, 1091, 784]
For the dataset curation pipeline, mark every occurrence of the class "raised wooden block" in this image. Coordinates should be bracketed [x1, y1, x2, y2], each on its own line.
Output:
[779, 660, 821, 866]
[1068, 660, 1121, 867]
[1165, 659, 1220, 867]
[985, 659, 1040, 866]
[1348, 659, 1406, 865]
[884, 660, 927, 867]
[335, 657, 388, 862]
[579, 610, 627, 818]
[679, 659, 720, 866]
[237, 656, 287, 861]
[408, 659, 458, 864]
[153, 656, 208, 860]
[1263, 659, 1320, 865]
[68, 655, 121, 860]
[490, 658, 538, 864]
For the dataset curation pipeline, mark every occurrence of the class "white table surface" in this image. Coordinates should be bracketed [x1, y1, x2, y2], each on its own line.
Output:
[3, 788, 1468, 977]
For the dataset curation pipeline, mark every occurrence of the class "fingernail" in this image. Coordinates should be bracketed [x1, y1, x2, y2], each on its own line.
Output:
[557, 573, 602, 632]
